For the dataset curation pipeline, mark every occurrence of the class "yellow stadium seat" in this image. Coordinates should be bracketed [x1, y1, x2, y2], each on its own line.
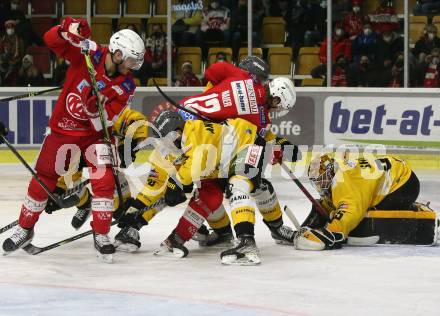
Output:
[207, 47, 233, 66]
[363, 0, 380, 14]
[147, 16, 167, 35]
[410, 16, 428, 44]
[155, 0, 167, 15]
[301, 78, 324, 87]
[91, 17, 113, 44]
[262, 17, 285, 47]
[268, 47, 292, 76]
[147, 77, 168, 86]
[238, 47, 263, 63]
[177, 47, 202, 76]
[94, 0, 120, 16]
[125, 0, 151, 16]
[296, 47, 320, 76]
[117, 17, 143, 34]
[395, 0, 418, 14]
[63, 0, 87, 16]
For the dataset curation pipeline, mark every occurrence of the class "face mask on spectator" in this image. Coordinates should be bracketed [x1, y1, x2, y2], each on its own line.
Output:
[321, 1, 327, 9]
[428, 32, 436, 40]
[353, 6, 360, 13]
[335, 28, 343, 37]
[11, 3, 18, 10]
[6, 28, 14, 36]
[211, 1, 220, 9]
[364, 28, 372, 36]
[383, 35, 392, 42]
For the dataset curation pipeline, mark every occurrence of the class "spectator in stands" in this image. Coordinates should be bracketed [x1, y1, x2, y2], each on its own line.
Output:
[413, 24, 440, 61]
[376, 25, 404, 68]
[303, 1, 327, 46]
[124, 24, 139, 35]
[331, 54, 349, 87]
[172, 0, 203, 46]
[342, 0, 370, 40]
[311, 24, 352, 79]
[369, 0, 399, 34]
[352, 23, 379, 64]
[17, 54, 44, 86]
[230, 0, 264, 59]
[385, 58, 404, 87]
[347, 54, 377, 87]
[175, 61, 201, 87]
[136, 23, 167, 85]
[0, 20, 24, 85]
[197, 0, 231, 58]
[215, 51, 228, 62]
[332, 0, 351, 25]
[422, 47, 440, 87]
[414, 0, 440, 15]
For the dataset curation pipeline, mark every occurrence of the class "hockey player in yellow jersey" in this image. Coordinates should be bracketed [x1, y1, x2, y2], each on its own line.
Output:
[295, 153, 420, 251]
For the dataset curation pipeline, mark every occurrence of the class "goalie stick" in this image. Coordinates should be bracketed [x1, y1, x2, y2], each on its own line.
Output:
[0, 179, 90, 235]
[82, 47, 124, 219]
[283, 206, 379, 246]
[0, 86, 62, 103]
[22, 198, 165, 255]
[0, 134, 85, 209]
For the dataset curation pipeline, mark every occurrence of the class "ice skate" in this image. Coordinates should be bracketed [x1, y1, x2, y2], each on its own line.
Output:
[154, 231, 188, 258]
[2, 226, 34, 254]
[93, 232, 115, 263]
[114, 226, 141, 253]
[220, 234, 261, 265]
[71, 202, 92, 229]
[191, 224, 209, 243]
[202, 226, 234, 247]
[269, 224, 296, 245]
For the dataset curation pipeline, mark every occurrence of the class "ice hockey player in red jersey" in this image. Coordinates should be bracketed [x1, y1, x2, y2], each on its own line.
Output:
[2, 17, 145, 263]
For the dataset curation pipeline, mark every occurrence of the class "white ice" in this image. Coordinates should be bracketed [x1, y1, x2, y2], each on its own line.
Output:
[0, 164, 439, 316]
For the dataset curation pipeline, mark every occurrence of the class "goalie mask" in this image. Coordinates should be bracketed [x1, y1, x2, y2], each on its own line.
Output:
[308, 154, 335, 197]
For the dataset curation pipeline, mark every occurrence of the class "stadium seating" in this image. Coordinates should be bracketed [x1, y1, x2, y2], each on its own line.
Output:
[147, 77, 168, 86]
[147, 16, 167, 35]
[30, 0, 56, 16]
[124, 0, 151, 17]
[268, 47, 292, 76]
[91, 17, 114, 44]
[176, 47, 202, 76]
[94, 0, 121, 16]
[394, 0, 418, 15]
[296, 47, 320, 76]
[27, 46, 52, 78]
[433, 16, 440, 36]
[117, 17, 144, 35]
[301, 78, 324, 87]
[207, 47, 233, 66]
[155, 0, 167, 15]
[261, 17, 286, 47]
[363, 0, 380, 14]
[237, 48, 263, 63]
[63, 0, 87, 16]
[409, 15, 428, 44]
[30, 17, 55, 39]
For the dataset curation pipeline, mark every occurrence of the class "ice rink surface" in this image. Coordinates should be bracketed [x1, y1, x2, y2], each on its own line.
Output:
[0, 164, 439, 316]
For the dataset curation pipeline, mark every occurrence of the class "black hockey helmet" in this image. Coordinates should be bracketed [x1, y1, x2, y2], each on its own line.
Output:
[152, 110, 185, 138]
[239, 55, 270, 82]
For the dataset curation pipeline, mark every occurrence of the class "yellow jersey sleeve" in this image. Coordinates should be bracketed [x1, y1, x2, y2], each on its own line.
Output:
[113, 108, 149, 141]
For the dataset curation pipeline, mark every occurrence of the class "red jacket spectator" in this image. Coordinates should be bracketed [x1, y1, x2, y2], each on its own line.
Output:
[331, 67, 348, 87]
[423, 63, 439, 87]
[369, 2, 399, 34]
[319, 35, 352, 64]
[342, 0, 370, 39]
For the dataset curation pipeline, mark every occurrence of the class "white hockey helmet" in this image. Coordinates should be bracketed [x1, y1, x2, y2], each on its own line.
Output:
[268, 77, 296, 110]
[109, 29, 145, 70]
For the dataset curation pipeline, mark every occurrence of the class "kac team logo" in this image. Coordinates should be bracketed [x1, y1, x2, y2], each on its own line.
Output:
[66, 93, 88, 121]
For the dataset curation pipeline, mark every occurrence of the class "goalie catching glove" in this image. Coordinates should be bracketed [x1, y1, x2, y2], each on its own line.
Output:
[294, 224, 345, 250]
[271, 137, 300, 165]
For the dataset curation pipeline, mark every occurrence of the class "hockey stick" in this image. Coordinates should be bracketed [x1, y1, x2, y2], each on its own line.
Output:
[0, 86, 62, 103]
[81, 48, 124, 219]
[23, 199, 165, 255]
[0, 178, 90, 235]
[0, 135, 79, 209]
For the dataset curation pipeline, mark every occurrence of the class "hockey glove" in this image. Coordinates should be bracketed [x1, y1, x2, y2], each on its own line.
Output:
[294, 225, 345, 251]
[0, 121, 8, 143]
[59, 16, 91, 45]
[117, 198, 149, 230]
[271, 137, 300, 165]
[80, 86, 100, 119]
[165, 178, 187, 207]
